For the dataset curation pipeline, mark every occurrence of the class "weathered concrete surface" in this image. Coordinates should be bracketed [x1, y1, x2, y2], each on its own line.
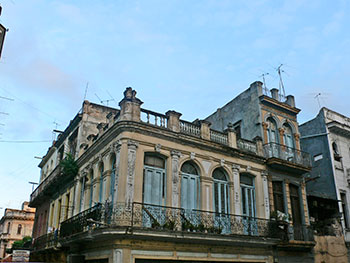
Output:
[314, 235, 348, 263]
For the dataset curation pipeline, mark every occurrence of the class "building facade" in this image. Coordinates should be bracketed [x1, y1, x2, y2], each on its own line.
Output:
[299, 107, 350, 261]
[30, 84, 314, 263]
[0, 202, 35, 260]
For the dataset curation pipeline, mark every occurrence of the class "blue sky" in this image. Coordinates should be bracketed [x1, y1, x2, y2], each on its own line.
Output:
[0, 0, 349, 211]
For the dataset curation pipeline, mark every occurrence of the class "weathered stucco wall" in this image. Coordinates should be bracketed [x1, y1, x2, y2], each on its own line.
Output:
[314, 235, 348, 263]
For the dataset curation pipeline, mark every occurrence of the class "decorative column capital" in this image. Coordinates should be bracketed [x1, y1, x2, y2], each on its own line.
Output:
[171, 150, 181, 158]
[262, 122, 268, 129]
[294, 133, 300, 140]
[232, 164, 240, 172]
[278, 127, 285, 135]
[127, 140, 138, 150]
[261, 170, 268, 178]
[111, 140, 122, 154]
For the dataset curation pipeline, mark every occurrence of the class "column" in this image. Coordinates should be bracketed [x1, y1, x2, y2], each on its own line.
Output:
[279, 128, 285, 145]
[262, 122, 268, 144]
[225, 123, 237, 148]
[125, 140, 138, 209]
[73, 176, 82, 215]
[268, 175, 274, 212]
[261, 171, 270, 219]
[232, 164, 241, 215]
[171, 150, 181, 208]
[200, 120, 211, 140]
[113, 142, 122, 207]
[294, 133, 301, 150]
[300, 180, 309, 225]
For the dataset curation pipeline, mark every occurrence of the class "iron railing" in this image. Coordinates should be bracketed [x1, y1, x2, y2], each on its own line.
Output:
[263, 142, 311, 168]
[32, 232, 58, 251]
[60, 203, 103, 238]
[30, 165, 62, 202]
[59, 202, 285, 240]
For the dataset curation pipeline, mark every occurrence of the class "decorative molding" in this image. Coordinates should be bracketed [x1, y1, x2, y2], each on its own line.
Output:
[155, 143, 161, 153]
[232, 164, 240, 172]
[125, 140, 138, 209]
[220, 159, 225, 167]
[171, 150, 181, 208]
[190, 152, 196, 160]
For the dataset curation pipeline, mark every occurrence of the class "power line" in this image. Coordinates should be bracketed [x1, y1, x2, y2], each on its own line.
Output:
[0, 140, 51, 143]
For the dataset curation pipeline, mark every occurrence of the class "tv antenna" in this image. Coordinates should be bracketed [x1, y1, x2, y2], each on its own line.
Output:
[276, 64, 286, 97]
[95, 93, 114, 106]
[259, 72, 269, 89]
[83, 82, 89, 101]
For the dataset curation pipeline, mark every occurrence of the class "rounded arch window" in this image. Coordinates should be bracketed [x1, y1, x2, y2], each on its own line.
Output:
[283, 123, 294, 148]
[267, 117, 279, 144]
[213, 168, 229, 214]
[181, 161, 199, 175]
[17, 224, 22, 235]
[213, 168, 228, 181]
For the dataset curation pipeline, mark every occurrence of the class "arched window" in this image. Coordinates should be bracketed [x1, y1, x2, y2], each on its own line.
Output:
[283, 123, 294, 148]
[240, 173, 256, 218]
[181, 161, 200, 210]
[98, 162, 105, 202]
[267, 117, 279, 144]
[213, 168, 229, 214]
[143, 154, 166, 206]
[17, 224, 22, 235]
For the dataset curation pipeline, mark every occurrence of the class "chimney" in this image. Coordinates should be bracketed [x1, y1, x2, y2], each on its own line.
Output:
[270, 88, 279, 100]
[286, 95, 295, 108]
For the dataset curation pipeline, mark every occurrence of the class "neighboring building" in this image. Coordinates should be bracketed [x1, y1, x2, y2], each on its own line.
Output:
[0, 202, 35, 260]
[206, 82, 314, 262]
[299, 107, 350, 261]
[30, 84, 314, 263]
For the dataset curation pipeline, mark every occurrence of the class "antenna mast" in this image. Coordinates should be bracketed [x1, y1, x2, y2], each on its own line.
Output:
[277, 64, 286, 97]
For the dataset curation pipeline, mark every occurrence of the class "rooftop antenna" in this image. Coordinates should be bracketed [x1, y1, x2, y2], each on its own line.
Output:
[259, 72, 269, 90]
[106, 90, 118, 106]
[52, 120, 60, 141]
[95, 93, 114, 106]
[276, 64, 286, 97]
[83, 82, 89, 101]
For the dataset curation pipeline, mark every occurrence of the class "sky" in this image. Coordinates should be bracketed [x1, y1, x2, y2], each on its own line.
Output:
[0, 0, 349, 212]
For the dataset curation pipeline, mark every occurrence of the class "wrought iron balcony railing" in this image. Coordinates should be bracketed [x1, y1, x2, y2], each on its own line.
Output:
[59, 202, 286, 240]
[263, 142, 311, 168]
[32, 232, 58, 251]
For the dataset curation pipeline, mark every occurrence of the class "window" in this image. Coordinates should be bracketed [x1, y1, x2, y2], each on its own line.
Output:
[181, 161, 200, 210]
[143, 154, 166, 206]
[7, 222, 10, 233]
[241, 174, 256, 217]
[98, 162, 104, 202]
[272, 181, 285, 213]
[289, 184, 302, 225]
[17, 224, 22, 235]
[333, 142, 342, 161]
[283, 123, 294, 148]
[65, 193, 70, 220]
[213, 168, 229, 214]
[267, 118, 279, 144]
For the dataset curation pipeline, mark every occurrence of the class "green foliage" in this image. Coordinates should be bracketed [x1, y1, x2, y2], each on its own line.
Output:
[60, 153, 78, 177]
[11, 236, 32, 251]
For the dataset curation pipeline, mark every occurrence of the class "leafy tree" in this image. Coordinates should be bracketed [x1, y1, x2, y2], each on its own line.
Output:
[60, 153, 78, 177]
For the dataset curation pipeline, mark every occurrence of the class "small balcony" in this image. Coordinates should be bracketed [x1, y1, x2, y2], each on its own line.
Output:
[263, 142, 311, 174]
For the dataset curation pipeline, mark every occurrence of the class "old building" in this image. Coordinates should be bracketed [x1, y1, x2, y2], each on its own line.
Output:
[30, 83, 314, 263]
[206, 82, 313, 262]
[299, 107, 350, 262]
[0, 202, 35, 260]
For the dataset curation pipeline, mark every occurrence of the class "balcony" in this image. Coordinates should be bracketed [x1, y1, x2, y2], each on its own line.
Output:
[58, 202, 310, 246]
[263, 143, 311, 174]
[32, 232, 58, 251]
